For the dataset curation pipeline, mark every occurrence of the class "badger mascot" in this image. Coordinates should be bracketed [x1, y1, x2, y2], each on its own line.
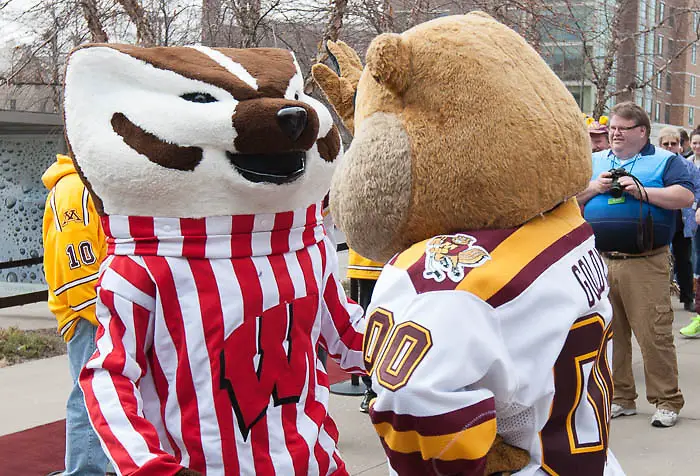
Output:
[64, 44, 365, 475]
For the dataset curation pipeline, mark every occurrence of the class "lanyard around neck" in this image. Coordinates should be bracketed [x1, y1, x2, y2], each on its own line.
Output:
[610, 153, 640, 175]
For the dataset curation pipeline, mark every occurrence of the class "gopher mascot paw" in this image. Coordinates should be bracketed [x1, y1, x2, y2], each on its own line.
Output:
[485, 435, 530, 475]
[311, 40, 362, 133]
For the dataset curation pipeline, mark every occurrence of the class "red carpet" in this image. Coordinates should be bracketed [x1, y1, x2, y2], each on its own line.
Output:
[0, 419, 66, 475]
[0, 363, 352, 475]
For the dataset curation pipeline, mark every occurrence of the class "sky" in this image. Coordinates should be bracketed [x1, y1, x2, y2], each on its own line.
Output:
[1, 0, 36, 46]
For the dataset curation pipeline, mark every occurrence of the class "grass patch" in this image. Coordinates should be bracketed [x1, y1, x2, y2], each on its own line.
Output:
[0, 327, 66, 368]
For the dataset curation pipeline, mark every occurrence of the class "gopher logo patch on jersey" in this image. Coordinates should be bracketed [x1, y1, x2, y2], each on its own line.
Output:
[61, 209, 82, 226]
[423, 234, 490, 283]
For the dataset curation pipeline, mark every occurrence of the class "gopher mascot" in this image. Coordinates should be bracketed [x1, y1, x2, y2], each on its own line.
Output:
[64, 44, 366, 475]
[313, 12, 625, 476]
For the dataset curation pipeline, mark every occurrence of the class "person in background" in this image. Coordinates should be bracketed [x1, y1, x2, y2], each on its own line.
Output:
[680, 129, 694, 158]
[658, 127, 700, 312]
[577, 102, 694, 428]
[586, 115, 611, 152]
[346, 249, 384, 412]
[681, 129, 700, 337]
[42, 154, 112, 476]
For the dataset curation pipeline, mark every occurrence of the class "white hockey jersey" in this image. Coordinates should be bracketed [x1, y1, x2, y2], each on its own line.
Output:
[364, 199, 625, 476]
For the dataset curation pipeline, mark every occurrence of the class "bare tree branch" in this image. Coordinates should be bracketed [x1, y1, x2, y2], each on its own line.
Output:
[115, 0, 156, 45]
[0, 31, 57, 87]
[80, 0, 109, 42]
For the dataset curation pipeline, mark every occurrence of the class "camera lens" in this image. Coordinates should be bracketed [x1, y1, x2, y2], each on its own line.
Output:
[610, 180, 623, 198]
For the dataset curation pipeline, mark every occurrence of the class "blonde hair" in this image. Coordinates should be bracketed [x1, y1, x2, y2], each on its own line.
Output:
[657, 126, 680, 145]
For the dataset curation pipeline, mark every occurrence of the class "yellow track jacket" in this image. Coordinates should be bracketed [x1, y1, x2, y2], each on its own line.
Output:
[42, 154, 106, 342]
[346, 249, 384, 281]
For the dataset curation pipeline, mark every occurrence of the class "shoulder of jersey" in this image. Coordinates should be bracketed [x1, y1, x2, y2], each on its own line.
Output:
[387, 200, 593, 308]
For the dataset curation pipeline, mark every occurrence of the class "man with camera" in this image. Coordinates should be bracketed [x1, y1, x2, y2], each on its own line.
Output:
[577, 102, 694, 428]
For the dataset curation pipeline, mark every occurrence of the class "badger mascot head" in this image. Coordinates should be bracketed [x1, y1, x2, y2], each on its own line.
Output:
[64, 44, 342, 217]
[67, 44, 364, 476]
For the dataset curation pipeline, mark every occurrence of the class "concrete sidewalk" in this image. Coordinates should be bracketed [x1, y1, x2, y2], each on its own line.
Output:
[2, 289, 700, 474]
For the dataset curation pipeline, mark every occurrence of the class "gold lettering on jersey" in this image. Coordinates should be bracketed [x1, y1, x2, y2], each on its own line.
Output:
[423, 234, 491, 283]
[572, 249, 608, 308]
[62, 209, 82, 226]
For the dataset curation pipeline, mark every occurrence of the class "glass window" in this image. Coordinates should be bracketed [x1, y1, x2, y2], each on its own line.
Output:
[657, 35, 664, 55]
[655, 102, 661, 121]
[659, 2, 665, 22]
[690, 107, 695, 126]
[645, 97, 653, 113]
[692, 76, 697, 96]
[665, 104, 671, 123]
[693, 44, 697, 65]
[656, 68, 663, 88]
[666, 72, 672, 92]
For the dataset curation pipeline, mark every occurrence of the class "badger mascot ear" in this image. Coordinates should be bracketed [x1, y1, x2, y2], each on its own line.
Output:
[365, 33, 411, 95]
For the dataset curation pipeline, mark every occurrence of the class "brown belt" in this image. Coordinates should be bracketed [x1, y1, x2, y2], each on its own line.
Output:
[601, 246, 668, 260]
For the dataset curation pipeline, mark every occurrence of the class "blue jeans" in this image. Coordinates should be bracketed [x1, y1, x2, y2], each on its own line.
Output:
[65, 319, 110, 476]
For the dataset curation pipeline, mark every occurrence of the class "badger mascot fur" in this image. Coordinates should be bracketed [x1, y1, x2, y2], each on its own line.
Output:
[64, 44, 365, 476]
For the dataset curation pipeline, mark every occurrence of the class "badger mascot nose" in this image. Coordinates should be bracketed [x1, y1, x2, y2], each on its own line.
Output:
[277, 106, 308, 141]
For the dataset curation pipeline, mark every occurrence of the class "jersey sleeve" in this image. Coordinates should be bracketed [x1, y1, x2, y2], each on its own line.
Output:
[367, 290, 517, 476]
[318, 238, 366, 373]
[79, 256, 184, 476]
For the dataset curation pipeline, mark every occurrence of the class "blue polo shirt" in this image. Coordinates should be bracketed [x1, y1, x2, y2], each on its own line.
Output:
[583, 143, 694, 253]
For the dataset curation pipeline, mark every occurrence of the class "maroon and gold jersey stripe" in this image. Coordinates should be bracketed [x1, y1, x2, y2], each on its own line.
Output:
[390, 199, 588, 304]
[369, 399, 496, 463]
[370, 398, 495, 437]
[378, 442, 488, 476]
[389, 228, 516, 293]
[455, 199, 587, 304]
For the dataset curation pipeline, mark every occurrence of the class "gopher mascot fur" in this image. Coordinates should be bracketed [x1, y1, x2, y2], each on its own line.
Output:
[313, 12, 625, 476]
[64, 44, 366, 475]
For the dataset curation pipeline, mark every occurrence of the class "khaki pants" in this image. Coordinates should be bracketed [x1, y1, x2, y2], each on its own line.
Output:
[604, 246, 684, 413]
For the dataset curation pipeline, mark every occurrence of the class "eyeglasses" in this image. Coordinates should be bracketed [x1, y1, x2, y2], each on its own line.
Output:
[661, 141, 679, 147]
[609, 125, 641, 133]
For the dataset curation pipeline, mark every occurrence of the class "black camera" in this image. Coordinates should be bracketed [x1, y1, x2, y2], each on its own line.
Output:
[608, 168, 630, 198]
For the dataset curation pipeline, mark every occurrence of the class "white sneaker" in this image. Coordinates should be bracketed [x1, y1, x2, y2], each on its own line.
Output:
[651, 408, 678, 427]
[611, 403, 637, 418]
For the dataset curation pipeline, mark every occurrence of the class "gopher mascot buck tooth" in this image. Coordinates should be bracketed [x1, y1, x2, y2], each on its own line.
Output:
[64, 44, 366, 475]
[313, 12, 626, 476]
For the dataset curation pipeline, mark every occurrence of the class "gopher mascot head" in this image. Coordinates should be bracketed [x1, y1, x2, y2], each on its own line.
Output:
[315, 11, 589, 262]
[314, 11, 594, 476]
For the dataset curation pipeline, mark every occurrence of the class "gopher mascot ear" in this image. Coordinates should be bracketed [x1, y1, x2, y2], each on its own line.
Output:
[365, 33, 411, 95]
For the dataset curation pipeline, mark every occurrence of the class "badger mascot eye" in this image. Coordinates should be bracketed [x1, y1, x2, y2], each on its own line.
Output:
[181, 92, 218, 103]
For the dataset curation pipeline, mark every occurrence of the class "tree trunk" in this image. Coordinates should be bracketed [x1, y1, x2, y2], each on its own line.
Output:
[305, 0, 348, 93]
[313, 0, 348, 64]
[240, 0, 261, 48]
[379, 0, 393, 33]
[202, 0, 222, 46]
[116, 0, 156, 46]
[80, 0, 109, 43]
